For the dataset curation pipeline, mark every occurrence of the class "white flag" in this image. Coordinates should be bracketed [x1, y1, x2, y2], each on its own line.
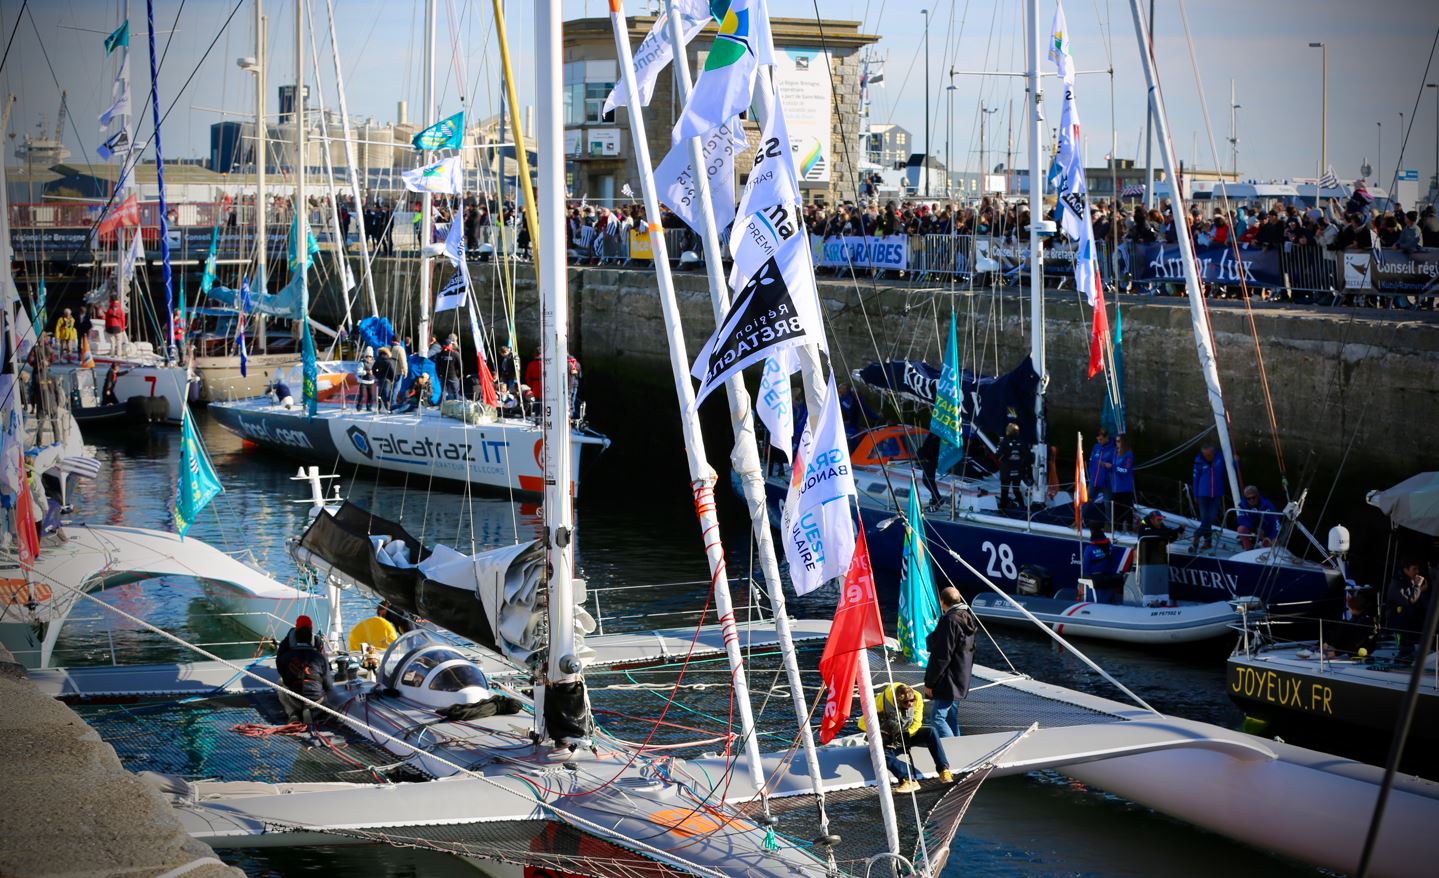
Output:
[120, 228, 145, 282]
[780, 380, 856, 595]
[654, 118, 742, 233]
[673, 0, 765, 143]
[602, 0, 711, 116]
[689, 231, 824, 408]
[1047, 1, 1100, 307]
[756, 349, 798, 459]
[437, 203, 472, 312]
[435, 269, 466, 313]
[730, 91, 804, 288]
[402, 155, 464, 194]
[99, 48, 131, 129]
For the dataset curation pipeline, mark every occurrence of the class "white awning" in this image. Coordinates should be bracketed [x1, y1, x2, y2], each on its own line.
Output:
[1368, 472, 1439, 536]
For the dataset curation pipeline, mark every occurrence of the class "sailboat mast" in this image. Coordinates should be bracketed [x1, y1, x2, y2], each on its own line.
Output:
[660, 0, 831, 833]
[536, 0, 585, 747]
[418, 0, 436, 351]
[321, 0, 379, 317]
[1124, 0, 1243, 509]
[605, 0, 769, 803]
[293, 0, 306, 336]
[255, 0, 268, 351]
[1026, 0, 1049, 496]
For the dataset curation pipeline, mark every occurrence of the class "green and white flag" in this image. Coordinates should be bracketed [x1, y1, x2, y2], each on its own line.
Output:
[672, 0, 767, 143]
[411, 111, 464, 151]
[402, 155, 464, 195]
[176, 408, 222, 537]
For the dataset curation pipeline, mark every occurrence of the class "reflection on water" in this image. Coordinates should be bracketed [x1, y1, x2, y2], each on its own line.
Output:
[54, 412, 1323, 876]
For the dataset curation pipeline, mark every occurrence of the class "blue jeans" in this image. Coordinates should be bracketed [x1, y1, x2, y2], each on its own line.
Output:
[1196, 495, 1223, 542]
[884, 749, 918, 782]
[929, 699, 961, 770]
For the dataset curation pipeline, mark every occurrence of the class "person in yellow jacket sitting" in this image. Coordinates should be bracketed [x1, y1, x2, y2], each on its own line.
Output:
[54, 309, 77, 362]
[859, 682, 953, 792]
[348, 614, 401, 674]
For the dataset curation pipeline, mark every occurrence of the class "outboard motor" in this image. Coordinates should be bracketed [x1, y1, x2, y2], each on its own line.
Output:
[1133, 533, 1172, 606]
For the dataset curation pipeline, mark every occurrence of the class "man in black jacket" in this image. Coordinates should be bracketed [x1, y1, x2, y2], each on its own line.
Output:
[276, 614, 333, 724]
[923, 587, 977, 781]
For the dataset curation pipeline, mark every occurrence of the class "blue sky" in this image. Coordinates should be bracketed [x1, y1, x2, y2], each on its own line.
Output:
[3, 0, 1436, 188]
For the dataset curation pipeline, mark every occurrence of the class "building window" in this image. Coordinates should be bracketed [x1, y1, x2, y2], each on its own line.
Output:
[584, 82, 615, 124]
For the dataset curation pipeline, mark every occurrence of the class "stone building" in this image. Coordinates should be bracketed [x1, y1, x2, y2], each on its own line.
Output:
[561, 15, 879, 207]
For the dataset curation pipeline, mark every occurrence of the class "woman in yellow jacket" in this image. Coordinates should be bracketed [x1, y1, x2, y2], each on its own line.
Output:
[859, 682, 953, 791]
[54, 309, 77, 362]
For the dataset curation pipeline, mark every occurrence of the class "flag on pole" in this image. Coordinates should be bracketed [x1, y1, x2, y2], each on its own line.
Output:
[237, 277, 251, 377]
[411, 111, 465, 151]
[287, 212, 320, 270]
[729, 93, 804, 289]
[435, 269, 467, 313]
[1073, 435, 1088, 532]
[603, 0, 711, 115]
[780, 380, 857, 595]
[1320, 165, 1340, 191]
[1048, 1, 1109, 381]
[402, 155, 465, 194]
[654, 118, 743, 234]
[689, 231, 825, 408]
[33, 279, 47, 345]
[176, 408, 223, 538]
[200, 229, 218, 294]
[930, 311, 965, 475]
[1100, 303, 1126, 435]
[119, 227, 145, 282]
[464, 293, 499, 409]
[104, 20, 129, 54]
[816, 523, 885, 744]
[755, 349, 798, 459]
[897, 479, 940, 665]
[96, 129, 130, 161]
[15, 448, 39, 567]
[301, 303, 318, 418]
[99, 43, 131, 128]
[673, 0, 766, 143]
[98, 191, 140, 236]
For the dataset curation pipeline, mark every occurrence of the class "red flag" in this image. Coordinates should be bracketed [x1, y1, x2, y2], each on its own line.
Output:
[1087, 282, 1109, 379]
[476, 355, 499, 408]
[15, 450, 39, 568]
[1073, 440, 1089, 532]
[98, 191, 140, 237]
[817, 525, 886, 744]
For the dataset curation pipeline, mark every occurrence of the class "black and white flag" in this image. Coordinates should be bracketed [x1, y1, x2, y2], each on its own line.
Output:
[689, 232, 823, 408]
[435, 268, 466, 312]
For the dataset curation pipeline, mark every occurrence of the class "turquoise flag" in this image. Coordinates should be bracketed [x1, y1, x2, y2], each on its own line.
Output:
[1101, 303, 1127, 435]
[301, 314, 318, 418]
[200, 227, 218, 294]
[897, 479, 940, 666]
[176, 408, 222, 537]
[34, 278, 47, 341]
[104, 20, 129, 54]
[287, 213, 319, 270]
[929, 311, 965, 475]
[412, 111, 464, 151]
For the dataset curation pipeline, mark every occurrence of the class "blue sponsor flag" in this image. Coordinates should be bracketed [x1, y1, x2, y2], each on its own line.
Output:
[301, 314, 318, 418]
[237, 277, 251, 378]
[897, 479, 940, 666]
[929, 312, 965, 474]
[411, 111, 464, 151]
[176, 408, 222, 537]
[200, 228, 218, 294]
[104, 20, 129, 54]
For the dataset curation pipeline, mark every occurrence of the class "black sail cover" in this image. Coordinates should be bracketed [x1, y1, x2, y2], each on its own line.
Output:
[856, 356, 1042, 446]
[298, 502, 585, 665]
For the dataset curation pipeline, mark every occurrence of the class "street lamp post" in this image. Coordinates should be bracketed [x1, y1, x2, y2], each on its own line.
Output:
[979, 104, 999, 197]
[1377, 121, 1382, 187]
[922, 8, 931, 198]
[1309, 42, 1326, 200]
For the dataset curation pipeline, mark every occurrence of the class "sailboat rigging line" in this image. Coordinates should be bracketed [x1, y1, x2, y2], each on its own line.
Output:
[1382, 25, 1439, 199]
[0, 0, 28, 73]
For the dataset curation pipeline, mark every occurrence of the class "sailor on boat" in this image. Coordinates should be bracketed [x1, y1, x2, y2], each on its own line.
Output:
[860, 682, 948, 793]
[1236, 485, 1280, 550]
[275, 614, 332, 724]
[924, 587, 977, 755]
[996, 422, 1031, 511]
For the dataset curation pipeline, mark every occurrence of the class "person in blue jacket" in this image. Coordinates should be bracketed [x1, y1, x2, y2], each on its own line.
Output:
[1235, 485, 1279, 550]
[1084, 429, 1116, 526]
[1110, 434, 1136, 530]
[1191, 444, 1227, 551]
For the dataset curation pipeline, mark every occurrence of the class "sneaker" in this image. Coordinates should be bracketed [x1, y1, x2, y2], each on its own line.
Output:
[894, 779, 921, 794]
[938, 769, 954, 784]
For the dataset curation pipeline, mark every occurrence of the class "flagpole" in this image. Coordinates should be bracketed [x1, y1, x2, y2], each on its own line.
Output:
[604, 0, 772, 815]
[1026, 0, 1050, 503]
[418, 0, 436, 351]
[661, 0, 834, 838]
[254, 0, 268, 353]
[1125, 0, 1243, 511]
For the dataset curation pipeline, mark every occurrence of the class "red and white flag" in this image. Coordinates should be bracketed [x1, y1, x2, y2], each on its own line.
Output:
[1073, 437, 1089, 532]
[817, 524, 885, 744]
[16, 449, 39, 568]
[98, 191, 140, 237]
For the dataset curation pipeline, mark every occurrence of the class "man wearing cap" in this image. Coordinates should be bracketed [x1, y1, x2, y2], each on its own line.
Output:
[275, 614, 333, 724]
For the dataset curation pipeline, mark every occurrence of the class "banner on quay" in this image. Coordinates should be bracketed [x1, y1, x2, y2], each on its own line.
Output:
[811, 234, 908, 271]
[1366, 249, 1439, 293]
[973, 238, 1077, 277]
[1120, 242, 1285, 289]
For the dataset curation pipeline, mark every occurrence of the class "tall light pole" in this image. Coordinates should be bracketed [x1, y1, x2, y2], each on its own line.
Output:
[979, 103, 999, 196]
[1377, 121, 1383, 186]
[1428, 83, 1437, 204]
[1399, 111, 1406, 192]
[1309, 42, 1326, 198]
[1228, 79, 1241, 179]
[922, 8, 931, 198]
[946, 72, 956, 198]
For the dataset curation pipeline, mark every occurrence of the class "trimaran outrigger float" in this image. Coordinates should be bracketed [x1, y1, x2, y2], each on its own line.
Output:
[11, 1, 1438, 877]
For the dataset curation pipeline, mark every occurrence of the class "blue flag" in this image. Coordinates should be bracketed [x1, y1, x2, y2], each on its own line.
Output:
[1101, 302, 1126, 435]
[929, 312, 965, 475]
[412, 111, 464, 151]
[287, 213, 319, 270]
[104, 20, 129, 54]
[301, 315, 318, 418]
[897, 479, 940, 666]
[237, 277, 251, 378]
[176, 408, 222, 537]
[200, 228, 218, 294]
[34, 279, 47, 343]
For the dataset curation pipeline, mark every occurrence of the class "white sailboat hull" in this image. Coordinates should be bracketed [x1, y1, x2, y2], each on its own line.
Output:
[969, 592, 1251, 644]
[191, 352, 301, 403]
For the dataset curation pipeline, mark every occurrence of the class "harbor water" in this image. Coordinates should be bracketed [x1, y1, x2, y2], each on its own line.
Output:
[52, 400, 1400, 878]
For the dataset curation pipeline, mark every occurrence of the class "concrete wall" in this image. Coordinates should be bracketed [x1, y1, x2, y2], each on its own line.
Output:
[352, 257, 1438, 474]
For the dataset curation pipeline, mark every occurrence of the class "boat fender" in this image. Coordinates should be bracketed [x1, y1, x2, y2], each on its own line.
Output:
[438, 694, 523, 721]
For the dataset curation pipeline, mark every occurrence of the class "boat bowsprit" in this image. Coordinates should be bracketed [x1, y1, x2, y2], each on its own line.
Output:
[209, 396, 609, 497]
